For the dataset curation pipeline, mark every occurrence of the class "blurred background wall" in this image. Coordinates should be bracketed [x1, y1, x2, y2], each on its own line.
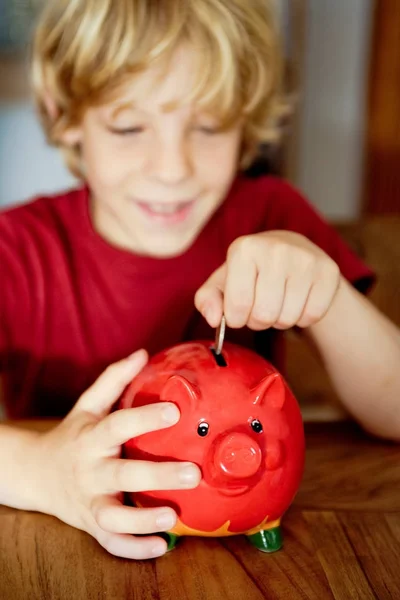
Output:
[296, 0, 373, 219]
[0, 0, 374, 220]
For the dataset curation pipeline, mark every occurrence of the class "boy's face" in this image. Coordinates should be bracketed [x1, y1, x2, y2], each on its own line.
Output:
[70, 47, 243, 257]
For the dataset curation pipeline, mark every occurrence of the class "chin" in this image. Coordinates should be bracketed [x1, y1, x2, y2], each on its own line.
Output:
[142, 233, 197, 258]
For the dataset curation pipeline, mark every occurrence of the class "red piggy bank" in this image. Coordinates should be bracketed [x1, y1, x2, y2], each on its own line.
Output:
[120, 341, 305, 552]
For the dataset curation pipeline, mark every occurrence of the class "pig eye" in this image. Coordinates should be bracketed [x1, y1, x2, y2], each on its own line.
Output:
[197, 422, 209, 437]
[251, 419, 263, 434]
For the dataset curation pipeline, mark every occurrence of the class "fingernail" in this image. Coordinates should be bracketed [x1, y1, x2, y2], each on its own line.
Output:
[179, 464, 200, 486]
[124, 350, 146, 371]
[156, 511, 176, 530]
[162, 404, 180, 424]
[151, 541, 167, 557]
[127, 349, 147, 363]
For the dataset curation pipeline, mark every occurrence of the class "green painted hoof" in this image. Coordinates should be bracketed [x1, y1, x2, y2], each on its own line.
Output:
[247, 527, 282, 553]
[158, 532, 180, 552]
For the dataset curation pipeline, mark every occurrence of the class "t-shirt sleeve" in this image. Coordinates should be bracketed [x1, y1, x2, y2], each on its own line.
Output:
[267, 179, 376, 294]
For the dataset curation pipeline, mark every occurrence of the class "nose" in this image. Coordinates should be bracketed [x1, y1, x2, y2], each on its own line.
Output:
[151, 140, 192, 185]
[214, 433, 262, 479]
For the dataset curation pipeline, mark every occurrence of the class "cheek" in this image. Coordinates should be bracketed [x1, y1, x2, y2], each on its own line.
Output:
[81, 130, 144, 189]
[196, 137, 241, 190]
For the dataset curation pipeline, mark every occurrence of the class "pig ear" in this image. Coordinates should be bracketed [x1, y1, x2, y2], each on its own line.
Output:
[160, 375, 200, 408]
[251, 373, 286, 410]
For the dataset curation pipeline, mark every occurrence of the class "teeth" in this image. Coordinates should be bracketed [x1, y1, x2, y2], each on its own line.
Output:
[147, 202, 186, 214]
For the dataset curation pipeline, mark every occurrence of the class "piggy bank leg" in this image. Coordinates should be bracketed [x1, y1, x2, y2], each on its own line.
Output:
[246, 526, 282, 553]
[159, 532, 180, 552]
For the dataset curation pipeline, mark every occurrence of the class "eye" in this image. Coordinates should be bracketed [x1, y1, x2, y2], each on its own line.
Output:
[196, 126, 220, 135]
[197, 422, 209, 437]
[108, 126, 144, 136]
[251, 419, 263, 434]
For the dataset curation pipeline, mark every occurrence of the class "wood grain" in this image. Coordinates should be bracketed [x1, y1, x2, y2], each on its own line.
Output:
[297, 423, 400, 512]
[222, 510, 334, 600]
[340, 512, 400, 599]
[302, 512, 376, 600]
[1, 423, 399, 599]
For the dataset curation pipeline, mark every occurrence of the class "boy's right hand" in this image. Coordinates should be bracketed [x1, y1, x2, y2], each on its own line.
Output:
[32, 350, 201, 560]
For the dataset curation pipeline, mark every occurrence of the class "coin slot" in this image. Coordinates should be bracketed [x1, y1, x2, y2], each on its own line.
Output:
[210, 347, 227, 367]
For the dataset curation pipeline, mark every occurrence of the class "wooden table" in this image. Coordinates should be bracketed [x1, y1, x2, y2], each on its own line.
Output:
[0, 421, 399, 600]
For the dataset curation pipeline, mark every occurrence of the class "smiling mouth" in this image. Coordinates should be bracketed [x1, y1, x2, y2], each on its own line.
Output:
[133, 198, 198, 224]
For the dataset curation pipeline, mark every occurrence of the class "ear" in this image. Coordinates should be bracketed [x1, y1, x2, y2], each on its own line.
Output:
[251, 373, 286, 410]
[42, 89, 82, 147]
[61, 127, 83, 147]
[43, 89, 59, 121]
[160, 375, 200, 409]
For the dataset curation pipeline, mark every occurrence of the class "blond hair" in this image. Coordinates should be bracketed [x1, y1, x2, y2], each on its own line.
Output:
[32, 0, 288, 178]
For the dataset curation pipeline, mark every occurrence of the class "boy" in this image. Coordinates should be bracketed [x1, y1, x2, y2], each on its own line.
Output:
[1, 0, 399, 561]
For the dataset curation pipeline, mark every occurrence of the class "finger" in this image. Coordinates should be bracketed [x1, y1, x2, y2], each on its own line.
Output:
[101, 459, 201, 493]
[90, 403, 180, 450]
[92, 495, 177, 534]
[247, 272, 286, 331]
[224, 248, 257, 328]
[95, 529, 168, 560]
[75, 350, 148, 417]
[297, 275, 341, 328]
[195, 264, 226, 328]
[275, 276, 312, 330]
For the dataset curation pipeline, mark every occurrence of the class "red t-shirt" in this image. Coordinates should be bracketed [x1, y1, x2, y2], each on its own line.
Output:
[0, 176, 374, 418]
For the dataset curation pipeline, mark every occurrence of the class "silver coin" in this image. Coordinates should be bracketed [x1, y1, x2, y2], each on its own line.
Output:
[215, 315, 226, 355]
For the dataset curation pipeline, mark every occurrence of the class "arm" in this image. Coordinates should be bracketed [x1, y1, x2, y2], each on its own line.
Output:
[305, 277, 400, 442]
[195, 228, 400, 443]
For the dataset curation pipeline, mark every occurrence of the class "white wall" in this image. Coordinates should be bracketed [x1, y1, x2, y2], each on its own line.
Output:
[296, 0, 373, 219]
[0, 103, 77, 207]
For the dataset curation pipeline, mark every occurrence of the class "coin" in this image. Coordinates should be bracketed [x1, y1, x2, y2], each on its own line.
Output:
[214, 314, 226, 355]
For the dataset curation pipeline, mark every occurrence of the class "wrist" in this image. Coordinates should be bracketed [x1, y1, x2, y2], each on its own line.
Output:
[25, 431, 56, 514]
[0, 425, 48, 512]
[309, 276, 350, 335]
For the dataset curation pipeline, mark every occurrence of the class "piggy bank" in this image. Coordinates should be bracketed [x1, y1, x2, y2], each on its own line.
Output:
[120, 341, 305, 553]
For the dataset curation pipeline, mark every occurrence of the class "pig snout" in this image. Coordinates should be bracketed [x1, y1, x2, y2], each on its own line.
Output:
[213, 432, 262, 480]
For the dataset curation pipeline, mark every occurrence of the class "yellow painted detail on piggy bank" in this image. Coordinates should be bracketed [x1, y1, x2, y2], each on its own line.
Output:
[169, 517, 281, 537]
[134, 499, 280, 537]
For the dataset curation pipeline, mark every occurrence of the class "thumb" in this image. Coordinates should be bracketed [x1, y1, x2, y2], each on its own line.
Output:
[74, 350, 148, 417]
[195, 263, 226, 328]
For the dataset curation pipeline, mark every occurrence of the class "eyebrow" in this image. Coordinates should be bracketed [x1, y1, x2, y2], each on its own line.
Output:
[109, 102, 176, 119]
[110, 103, 138, 119]
[109, 100, 216, 120]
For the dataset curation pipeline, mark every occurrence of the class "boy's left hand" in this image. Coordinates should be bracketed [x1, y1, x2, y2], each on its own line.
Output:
[195, 231, 341, 331]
